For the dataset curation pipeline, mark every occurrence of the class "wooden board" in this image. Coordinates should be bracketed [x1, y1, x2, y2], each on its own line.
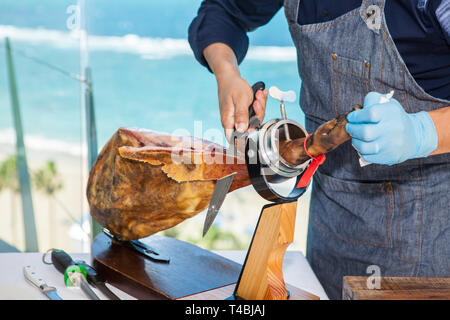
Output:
[179, 283, 319, 300]
[92, 232, 241, 300]
[343, 276, 450, 300]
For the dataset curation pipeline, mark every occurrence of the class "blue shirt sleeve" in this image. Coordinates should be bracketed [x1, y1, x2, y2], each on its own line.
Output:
[188, 0, 283, 72]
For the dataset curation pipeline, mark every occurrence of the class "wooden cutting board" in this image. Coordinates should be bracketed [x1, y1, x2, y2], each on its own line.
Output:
[343, 276, 450, 300]
[91, 232, 242, 300]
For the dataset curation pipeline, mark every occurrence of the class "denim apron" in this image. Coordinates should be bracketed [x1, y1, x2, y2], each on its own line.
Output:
[284, 0, 450, 299]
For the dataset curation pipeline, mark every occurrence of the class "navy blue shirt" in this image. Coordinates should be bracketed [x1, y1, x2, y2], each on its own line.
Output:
[188, 0, 450, 100]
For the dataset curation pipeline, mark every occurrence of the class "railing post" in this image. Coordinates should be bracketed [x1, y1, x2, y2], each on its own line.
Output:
[84, 67, 102, 240]
[5, 37, 39, 252]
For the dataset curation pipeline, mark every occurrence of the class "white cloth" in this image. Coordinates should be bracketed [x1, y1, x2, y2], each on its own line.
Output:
[0, 250, 328, 300]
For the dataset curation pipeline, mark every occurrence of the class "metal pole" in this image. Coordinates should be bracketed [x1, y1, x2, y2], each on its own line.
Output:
[77, 0, 101, 243]
[84, 67, 102, 239]
[280, 101, 291, 141]
[5, 37, 39, 252]
[84, 68, 98, 170]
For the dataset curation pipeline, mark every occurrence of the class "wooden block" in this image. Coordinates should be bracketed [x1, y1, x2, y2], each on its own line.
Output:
[235, 202, 298, 300]
[343, 276, 450, 300]
[92, 232, 241, 300]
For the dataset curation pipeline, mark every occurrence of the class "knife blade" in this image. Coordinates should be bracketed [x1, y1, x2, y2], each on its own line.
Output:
[202, 83, 264, 236]
[202, 172, 236, 237]
[75, 260, 120, 300]
[23, 265, 63, 300]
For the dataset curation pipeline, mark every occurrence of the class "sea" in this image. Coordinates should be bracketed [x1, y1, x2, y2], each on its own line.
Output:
[0, 0, 304, 155]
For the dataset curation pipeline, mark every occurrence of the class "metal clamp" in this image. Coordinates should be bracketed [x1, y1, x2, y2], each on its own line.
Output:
[245, 127, 309, 203]
[104, 230, 170, 263]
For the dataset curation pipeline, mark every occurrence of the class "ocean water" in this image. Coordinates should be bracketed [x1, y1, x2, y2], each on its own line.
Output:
[0, 0, 304, 153]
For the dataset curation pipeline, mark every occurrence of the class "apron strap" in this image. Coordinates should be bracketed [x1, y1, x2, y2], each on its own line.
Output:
[360, 0, 386, 33]
[284, 0, 300, 25]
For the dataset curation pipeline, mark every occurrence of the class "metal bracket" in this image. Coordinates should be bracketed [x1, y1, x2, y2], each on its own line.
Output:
[103, 230, 170, 263]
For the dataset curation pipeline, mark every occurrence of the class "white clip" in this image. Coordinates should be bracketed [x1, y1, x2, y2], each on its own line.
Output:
[269, 86, 296, 103]
[269, 86, 296, 141]
[379, 90, 394, 104]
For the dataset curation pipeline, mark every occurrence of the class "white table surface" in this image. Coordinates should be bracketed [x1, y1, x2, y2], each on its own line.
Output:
[0, 250, 328, 300]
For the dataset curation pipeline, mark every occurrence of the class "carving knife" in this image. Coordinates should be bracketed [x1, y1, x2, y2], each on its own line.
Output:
[202, 172, 236, 237]
[202, 82, 265, 237]
[23, 265, 63, 300]
[75, 260, 121, 300]
[51, 249, 120, 300]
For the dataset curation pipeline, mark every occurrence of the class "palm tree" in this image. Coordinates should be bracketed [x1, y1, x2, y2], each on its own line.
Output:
[32, 160, 63, 246]
[0, 156, 20, 245]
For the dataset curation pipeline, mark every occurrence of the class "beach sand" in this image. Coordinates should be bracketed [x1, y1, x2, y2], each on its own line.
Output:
[0, 143, 310, 254]
[0, 143, 89, 253]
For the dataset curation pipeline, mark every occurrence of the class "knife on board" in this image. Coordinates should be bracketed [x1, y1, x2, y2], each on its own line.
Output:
[74, 260, 120, 300]
[23, 265, 63, 300]
[51, 249, 120, 300]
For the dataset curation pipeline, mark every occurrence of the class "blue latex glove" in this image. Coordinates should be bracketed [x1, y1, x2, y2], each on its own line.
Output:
[346, 92, 438, 166]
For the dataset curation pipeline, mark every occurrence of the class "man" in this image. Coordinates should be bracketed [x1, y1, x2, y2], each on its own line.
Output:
[188, 0, 450, 299]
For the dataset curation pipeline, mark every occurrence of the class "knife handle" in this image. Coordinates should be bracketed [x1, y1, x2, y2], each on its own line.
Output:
[230, 81, 265, 153]
[248, 81, 265, 126]
[23, 265, 46, 289]
[51, 249, 76, 274]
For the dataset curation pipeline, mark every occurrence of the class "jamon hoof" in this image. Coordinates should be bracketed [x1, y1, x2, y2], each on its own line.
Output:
[279, 106, 362, 165]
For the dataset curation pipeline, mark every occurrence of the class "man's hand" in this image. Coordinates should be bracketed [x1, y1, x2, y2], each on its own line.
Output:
[203, 43, 268, 141]
[346, 92, 438, 165]
[216, 71, 268, 141]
